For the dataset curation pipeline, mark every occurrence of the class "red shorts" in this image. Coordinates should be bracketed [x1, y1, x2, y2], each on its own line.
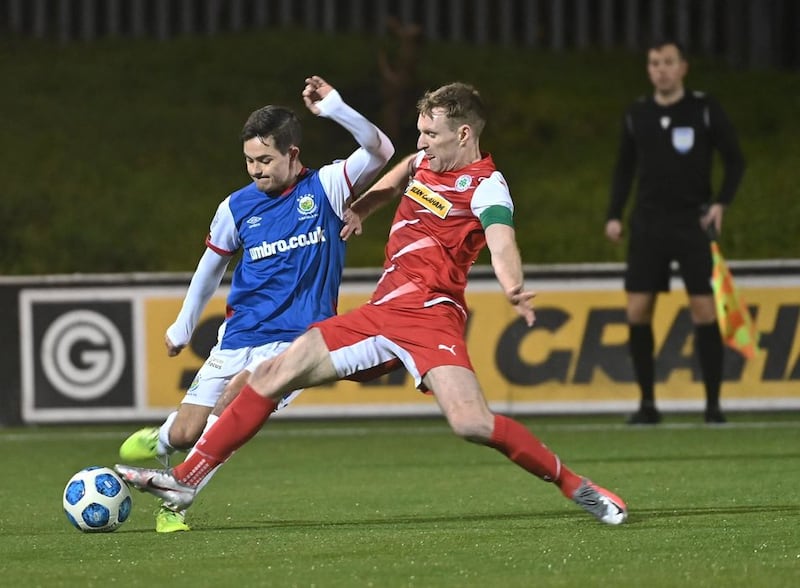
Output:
[313, 300, 474, 389]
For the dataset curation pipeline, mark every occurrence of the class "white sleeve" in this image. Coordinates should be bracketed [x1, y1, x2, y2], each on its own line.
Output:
[316, 90, 395, 219]
[207, 196, 240, 255]
[165, 247, 231, 348]
[470, 171, 515, 218]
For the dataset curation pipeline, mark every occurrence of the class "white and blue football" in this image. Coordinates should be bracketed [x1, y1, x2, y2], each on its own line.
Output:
[63, 466, 132, 532]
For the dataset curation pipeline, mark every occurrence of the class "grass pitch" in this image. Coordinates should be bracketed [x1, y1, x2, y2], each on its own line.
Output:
[1, 413, 798, 587]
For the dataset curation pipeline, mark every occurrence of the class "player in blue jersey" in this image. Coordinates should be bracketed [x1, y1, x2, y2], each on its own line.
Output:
[118, 75, 394, 532]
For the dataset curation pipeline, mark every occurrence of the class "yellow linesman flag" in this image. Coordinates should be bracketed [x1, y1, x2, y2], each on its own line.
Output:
[710, 240, 761, 359]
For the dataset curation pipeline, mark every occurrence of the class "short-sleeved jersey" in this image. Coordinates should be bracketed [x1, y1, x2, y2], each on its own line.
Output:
[207, 169, 346, 350]
[371, 151, 513, 314]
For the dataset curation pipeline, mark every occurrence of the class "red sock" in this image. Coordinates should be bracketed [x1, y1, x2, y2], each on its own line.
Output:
[488, 415, 581, 498]
[173, 385, 277, 487]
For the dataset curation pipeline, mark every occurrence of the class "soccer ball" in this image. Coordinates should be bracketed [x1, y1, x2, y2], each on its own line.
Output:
[63, 466, 132, 532]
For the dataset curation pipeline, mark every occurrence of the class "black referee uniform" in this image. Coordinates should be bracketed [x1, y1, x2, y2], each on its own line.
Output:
[607, 89, 745, 423]
[608, 90, 745, 292]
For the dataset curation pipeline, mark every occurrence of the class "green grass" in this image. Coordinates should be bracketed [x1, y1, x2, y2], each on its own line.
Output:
[2, 31, 800, 274]
[1, 414, 799, 587]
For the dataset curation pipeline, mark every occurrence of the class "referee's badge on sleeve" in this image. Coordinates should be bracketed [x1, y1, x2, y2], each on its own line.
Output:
[671, 127, 694, 154]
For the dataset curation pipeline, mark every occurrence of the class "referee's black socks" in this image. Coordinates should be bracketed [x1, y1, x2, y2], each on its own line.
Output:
[629, 324, 655, 408]
[695, 322, 724, 410]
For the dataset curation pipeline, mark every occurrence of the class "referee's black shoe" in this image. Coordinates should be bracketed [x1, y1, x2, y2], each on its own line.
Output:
[626, 406, 662, 425]
[704, 407, 727, 424]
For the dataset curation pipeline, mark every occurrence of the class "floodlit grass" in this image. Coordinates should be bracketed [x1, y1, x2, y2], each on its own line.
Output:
[1, 414, 798, 587]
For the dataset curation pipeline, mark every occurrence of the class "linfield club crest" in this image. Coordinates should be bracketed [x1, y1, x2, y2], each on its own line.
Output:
[297, 194, 318, 217]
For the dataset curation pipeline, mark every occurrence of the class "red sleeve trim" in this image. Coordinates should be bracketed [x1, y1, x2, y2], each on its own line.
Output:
[205, 234, 235, 256]
[341, 160, 355, 198]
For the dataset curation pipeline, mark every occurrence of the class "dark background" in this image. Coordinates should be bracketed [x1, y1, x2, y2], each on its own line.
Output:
[2, 0, 798, 274]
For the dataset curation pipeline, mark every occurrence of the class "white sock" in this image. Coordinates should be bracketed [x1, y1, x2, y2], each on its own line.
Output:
[157, 411, 179, 457]
[204, 413, 219, 433]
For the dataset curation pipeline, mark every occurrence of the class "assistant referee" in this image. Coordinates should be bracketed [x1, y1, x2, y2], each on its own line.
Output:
[605, 39, 746, 425]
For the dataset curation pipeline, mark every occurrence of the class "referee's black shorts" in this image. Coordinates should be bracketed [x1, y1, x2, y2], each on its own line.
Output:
[624, 211, 713, 295]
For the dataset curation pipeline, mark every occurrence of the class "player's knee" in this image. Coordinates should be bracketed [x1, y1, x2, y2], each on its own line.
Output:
[249, 356, 292, 399]
[447, 414, 492, 444]
[249, 356, 281, 393]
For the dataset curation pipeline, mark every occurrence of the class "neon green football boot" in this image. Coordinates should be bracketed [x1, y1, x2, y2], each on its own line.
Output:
[119, 427, 160, 461]
[155, 505, 190, 533]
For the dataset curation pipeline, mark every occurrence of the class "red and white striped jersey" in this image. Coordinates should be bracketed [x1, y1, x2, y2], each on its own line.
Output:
[371, 151, 514, 314]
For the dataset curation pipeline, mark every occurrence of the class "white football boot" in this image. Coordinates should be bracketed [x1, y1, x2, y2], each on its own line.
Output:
[114, 465, 196, 511]
[572, 478, 628, 525]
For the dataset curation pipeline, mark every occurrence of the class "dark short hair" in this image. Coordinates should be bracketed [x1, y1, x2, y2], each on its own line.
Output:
[647, 39, 687, 60]
[416, 82, 487, 135]
[240, 105, 302, 154]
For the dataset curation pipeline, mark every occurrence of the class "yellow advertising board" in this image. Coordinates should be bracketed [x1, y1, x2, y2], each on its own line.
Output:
[142, 280, 800, 416]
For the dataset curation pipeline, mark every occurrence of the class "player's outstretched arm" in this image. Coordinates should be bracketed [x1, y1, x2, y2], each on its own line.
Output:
[340, 154, 415, 240]
[305, 75, 394, 197]
[165, 248, 231, 356]
[485, 223, 536, 327]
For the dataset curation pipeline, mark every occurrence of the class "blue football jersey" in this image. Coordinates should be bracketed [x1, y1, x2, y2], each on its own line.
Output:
[208, 169, 346, 350]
